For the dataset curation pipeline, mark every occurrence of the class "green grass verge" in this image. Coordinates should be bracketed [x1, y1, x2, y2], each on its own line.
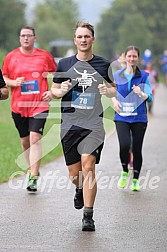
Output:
[0, 92, 115, 184]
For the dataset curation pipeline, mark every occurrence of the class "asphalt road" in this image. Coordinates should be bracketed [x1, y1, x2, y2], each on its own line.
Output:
[0, 84, 167, 252]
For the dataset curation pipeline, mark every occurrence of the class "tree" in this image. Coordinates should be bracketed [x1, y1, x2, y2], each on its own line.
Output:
[0, 0, 26, 52]
[135, 0, 167, 55]
[32, 0, 79, 53]
[116, 13, 153, 54]
[97, 0, 167, 60]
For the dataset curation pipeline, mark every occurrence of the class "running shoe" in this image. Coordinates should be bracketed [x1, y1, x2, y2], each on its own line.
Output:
[74, 188, 84, 209]
[26, 173, 39, 192]
[131, 178, 140, 191]
[117, 171, 129, 188]
[82, 213, 95, 231]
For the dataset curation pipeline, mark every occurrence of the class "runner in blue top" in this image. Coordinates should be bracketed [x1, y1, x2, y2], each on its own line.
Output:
[112, 45, 153, 191]
[51, 21, 116, 231]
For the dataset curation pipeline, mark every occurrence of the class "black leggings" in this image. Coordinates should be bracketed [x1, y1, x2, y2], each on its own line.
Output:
[115, 121, 147, 179]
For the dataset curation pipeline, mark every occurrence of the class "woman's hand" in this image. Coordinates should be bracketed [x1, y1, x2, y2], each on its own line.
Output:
[132, 85, 142, 96]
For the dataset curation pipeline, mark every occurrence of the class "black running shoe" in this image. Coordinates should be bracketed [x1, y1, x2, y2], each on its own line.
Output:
[74, 188, 84, 209]
[82, 215, 95, 231]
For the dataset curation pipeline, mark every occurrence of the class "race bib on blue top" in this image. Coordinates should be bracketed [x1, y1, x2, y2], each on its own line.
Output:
[71, 91, 96, 109]
[119, 102, 138, 116]
[21, 80, 39, 94]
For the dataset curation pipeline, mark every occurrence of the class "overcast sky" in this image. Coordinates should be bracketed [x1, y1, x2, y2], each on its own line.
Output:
[74, 0, 111, 24]
[23, 0, 111, 25]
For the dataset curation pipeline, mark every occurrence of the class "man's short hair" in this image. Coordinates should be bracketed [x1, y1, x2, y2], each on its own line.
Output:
[74, 21, 94, 37]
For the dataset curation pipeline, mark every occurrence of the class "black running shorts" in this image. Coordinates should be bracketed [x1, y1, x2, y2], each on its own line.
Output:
[12, 111, 49, 138]
[61, 127, 105, 166]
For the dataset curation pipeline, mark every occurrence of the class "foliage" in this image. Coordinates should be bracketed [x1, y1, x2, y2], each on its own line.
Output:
[0, 0, 26, 52]
[32, 0, 79, 52]
[97, 0, 167, 60]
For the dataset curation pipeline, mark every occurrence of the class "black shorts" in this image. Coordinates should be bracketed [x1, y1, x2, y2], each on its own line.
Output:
[61, 127, 105, 166]
[12, 111, 49, 138]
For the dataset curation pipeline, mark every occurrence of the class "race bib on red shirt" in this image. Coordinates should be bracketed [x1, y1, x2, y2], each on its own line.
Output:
[21, 80, 39, 94]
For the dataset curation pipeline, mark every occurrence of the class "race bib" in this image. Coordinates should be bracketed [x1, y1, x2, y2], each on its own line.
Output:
[21, 80, 39, 94]
[71, 91, 95, 109]
[119, 102, 137, 116]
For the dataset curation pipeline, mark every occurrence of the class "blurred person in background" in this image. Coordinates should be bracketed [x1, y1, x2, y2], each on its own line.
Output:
[141, 49, 154, 69]
[144, 62, 159, 114]
[159, 50, 167, 87]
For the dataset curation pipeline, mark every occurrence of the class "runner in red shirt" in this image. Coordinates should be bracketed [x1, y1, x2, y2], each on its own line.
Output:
[2, 26, 57, 192]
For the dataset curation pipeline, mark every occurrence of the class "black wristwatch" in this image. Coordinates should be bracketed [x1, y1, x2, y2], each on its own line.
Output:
[0, 90, 2, 98]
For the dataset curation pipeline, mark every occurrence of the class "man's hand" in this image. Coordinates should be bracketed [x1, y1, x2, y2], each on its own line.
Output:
[51, 79, 72, 98]
[15, 77, 25, 87]
[98, 83, 108, 95]
[0, 87, 8, 100]
[61, 80, 72, 94]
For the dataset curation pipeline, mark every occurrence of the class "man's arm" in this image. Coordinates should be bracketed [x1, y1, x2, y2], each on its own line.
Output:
[3, 75, 25, 87]
[98, 82, 117, 98]
[51, 80, 72, 99]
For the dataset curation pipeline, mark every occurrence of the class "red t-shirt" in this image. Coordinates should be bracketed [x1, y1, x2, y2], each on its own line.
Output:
[2, 47, 57, 117]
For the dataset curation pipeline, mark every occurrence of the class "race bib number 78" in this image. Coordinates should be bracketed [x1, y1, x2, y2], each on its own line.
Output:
[71, 91, 96, 109]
